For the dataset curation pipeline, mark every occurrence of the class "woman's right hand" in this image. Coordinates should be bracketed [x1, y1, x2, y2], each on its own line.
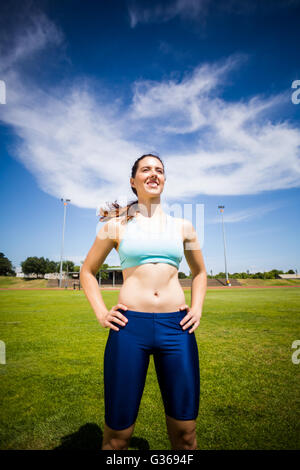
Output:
[98, 303, 128, 331]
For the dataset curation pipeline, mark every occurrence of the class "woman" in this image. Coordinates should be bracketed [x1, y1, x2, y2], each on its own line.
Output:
[80, 153, 207, 450]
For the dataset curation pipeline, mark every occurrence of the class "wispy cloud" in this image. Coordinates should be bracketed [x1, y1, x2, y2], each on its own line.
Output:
[0, 13, 299, 213]
[127, 0, 300, 28]
[128, 0, 210, 28]
[0, 11, 63, 72]
[157, 40, 192, 61]
[207, 201, 287, 224]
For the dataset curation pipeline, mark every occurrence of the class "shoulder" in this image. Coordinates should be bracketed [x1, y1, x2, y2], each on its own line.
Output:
[167, 216, 193, 242]
[180, 218, 193, 231]
[102, 215, 127, 229]
[97, 216, 126, 242]
[177, 218, 196, 242]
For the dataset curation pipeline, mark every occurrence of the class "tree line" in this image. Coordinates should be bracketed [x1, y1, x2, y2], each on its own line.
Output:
[179, 269, 297, 279]
[0, 253, 297, 279]
[0, 253, 109, 278]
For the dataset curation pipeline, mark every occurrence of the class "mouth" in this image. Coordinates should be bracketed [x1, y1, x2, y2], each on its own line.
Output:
[145, 180, 159, 188]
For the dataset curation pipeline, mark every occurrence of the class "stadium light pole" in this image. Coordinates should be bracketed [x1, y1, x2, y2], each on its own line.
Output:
[59, 198, 71, 288]
[218, 205, 231, 287]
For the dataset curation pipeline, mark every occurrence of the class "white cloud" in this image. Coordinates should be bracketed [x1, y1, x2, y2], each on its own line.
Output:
[128, 0, 209, 28]
[127, 0, 300, 28]
[0, 14, 299, 214]
[0, 11, 63, 72]
[207, 202, 287, 224]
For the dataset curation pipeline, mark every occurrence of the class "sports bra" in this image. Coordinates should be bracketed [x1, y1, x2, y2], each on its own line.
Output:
[117, 214, 184, 270]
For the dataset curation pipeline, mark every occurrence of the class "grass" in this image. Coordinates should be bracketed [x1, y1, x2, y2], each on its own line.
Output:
[0, 288, 299, 450]
[236, 278, 300, 287]
[0, 276, 48, 288]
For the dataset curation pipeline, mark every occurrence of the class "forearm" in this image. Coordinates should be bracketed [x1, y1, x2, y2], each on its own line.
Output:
[190, 270, 207, 310]
[80, 269, 108, 320]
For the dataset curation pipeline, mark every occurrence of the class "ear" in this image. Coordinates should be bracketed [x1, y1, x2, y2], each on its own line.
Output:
[130, 177, 135, 188]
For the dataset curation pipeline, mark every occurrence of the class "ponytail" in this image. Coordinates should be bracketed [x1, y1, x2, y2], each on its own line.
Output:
[98, 199, 139, 224]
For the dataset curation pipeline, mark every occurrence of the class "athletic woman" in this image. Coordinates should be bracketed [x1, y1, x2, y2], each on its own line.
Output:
[80, 153, 207, 450]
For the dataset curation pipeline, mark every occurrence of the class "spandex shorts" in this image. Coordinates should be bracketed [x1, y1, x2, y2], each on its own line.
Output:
[103, 308, 200, 430]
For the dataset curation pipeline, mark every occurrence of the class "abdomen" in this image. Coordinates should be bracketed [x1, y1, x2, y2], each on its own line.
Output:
[118, 264, 186, 313]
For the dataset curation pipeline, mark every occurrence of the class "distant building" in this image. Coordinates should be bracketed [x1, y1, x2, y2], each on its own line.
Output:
[44, 272, 62, 280]
[15, 266, 24, 277]
[15, 267, 68, 279]
[278, 274, 300, 279]
[98, 266, 123, 286]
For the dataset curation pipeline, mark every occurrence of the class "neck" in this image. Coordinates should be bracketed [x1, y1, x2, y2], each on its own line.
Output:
[136, 198, 164, 218]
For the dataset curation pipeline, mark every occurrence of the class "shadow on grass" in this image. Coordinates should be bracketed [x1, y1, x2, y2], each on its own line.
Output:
[53, 423, 150, 450]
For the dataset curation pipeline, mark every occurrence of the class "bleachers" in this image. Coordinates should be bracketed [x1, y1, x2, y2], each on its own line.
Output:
[47, 277, 242, 288]
[47, 278, 80, 288]
[207, 278, 242, 287]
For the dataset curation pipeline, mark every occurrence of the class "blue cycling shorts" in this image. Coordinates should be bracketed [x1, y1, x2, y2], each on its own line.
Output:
[103, 308, 200, 431]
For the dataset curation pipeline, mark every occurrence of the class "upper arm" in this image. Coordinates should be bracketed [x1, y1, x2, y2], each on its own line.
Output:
[182, 218, 206, 276]
[81, 218, 118, 276]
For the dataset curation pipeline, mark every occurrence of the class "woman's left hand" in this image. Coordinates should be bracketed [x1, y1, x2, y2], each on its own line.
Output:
[178, 304, 202, 334]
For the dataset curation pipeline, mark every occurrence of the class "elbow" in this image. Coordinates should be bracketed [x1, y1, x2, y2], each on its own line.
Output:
[191, 268, 207, 278]
[80, 267, 93, 283]
[79, 269, 86, 286]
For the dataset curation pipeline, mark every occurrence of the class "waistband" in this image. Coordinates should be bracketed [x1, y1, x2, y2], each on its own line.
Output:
[117, 308, 188, 319]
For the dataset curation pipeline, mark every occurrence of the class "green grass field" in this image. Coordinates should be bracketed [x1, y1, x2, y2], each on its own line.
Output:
[0, 288, 299, 450]
[0, 276, 49, 288]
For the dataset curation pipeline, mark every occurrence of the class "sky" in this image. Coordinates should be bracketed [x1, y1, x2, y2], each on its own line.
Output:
[0, 0, 300, 275]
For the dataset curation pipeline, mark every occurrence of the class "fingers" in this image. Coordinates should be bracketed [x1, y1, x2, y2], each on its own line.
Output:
[180, 309, 201, 333]
[179, 304, 189, 311]
[114, 304, 129, 324]
[116, 303, 128, 311]
[179, 311, 191, 326]
[178, 305, 189, 325]
[188, 320, 200, 334]
[106, 321, 120, 332]
[183, 318, 200, 333]
[107, 304, 129, 331]
[181, 316, 194, 330]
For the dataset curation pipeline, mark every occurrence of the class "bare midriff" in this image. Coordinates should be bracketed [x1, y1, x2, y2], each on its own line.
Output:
[115, 218, 186, 313]
[118, 263, 186, 313]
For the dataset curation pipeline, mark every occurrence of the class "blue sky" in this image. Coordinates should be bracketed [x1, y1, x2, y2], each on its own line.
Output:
[0, 0, 300, 275]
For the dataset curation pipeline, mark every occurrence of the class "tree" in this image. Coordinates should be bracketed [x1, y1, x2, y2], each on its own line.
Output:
[45, 260, 59, 273]
[0, 253, 15, 276]
[269, 269, 284, 279]
[239, 272, 248, 279]
[178, 272, 187, 279]
[21, 257, 48, 277]
[62, 261, 75, 272]
[97, 264, 109, 280]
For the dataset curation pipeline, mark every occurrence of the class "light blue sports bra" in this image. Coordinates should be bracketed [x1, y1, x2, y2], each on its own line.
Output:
[117, 214, 183, 270]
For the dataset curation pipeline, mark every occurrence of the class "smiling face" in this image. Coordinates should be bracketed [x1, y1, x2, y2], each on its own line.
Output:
[130, 156, 166, 199]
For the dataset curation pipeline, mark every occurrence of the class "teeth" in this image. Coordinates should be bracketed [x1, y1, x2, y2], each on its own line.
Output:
[147, 181, 158, 187]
